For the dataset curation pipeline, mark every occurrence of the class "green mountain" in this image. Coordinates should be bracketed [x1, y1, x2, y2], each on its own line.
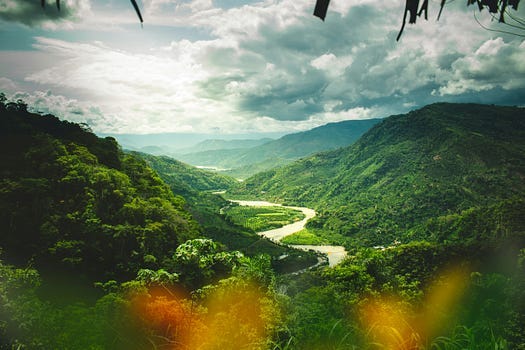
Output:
[176, 138, 273, 154]
[135, 153, 236, 194]
[175, 119, 380, 178]
[134, 153, 249, 248]
[232, 103, 525, 247]
[0, 101, 200, 282]
[130, 153, 316, 270]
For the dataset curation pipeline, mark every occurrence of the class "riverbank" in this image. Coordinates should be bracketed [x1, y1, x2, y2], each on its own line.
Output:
[231, 200, 347, 267]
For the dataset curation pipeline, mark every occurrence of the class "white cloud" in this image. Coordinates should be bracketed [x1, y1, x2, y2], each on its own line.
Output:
[310, 53, 353, 77]
[23, 37, 234, 133]
[3, 0, 525, 134]
[436, 38, 525, 95]
[0, 77, 18, 92]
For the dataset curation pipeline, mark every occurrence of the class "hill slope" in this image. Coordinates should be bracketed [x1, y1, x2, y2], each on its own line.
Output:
[176, 138, 273, 154]
[175, 119, 380, 178]
[0, 102, 200, 282]
[232, 103, 525, 246]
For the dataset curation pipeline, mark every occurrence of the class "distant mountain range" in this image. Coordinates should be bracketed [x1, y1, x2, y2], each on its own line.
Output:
[176, 138, 274, 154]
[231, 103, 525, 246]
[98, 132, 285, 154]
[173, 119, 381, 178]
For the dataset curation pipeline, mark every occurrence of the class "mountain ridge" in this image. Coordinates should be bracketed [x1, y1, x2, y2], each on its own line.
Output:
[176, 118, 381, 178]
[231, 103, 525, 246]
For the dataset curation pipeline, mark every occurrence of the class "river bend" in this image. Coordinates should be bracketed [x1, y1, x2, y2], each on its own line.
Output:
[231, 200, 347, 267]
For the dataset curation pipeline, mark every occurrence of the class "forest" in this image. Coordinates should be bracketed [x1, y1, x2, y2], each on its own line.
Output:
[0, 95, 524, 349]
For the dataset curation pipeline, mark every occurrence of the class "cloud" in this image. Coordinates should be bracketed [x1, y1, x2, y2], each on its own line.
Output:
[0, 77, 18, 91]
[436, 38, 525, 95]
[6, 89, 112, 128]
[0, 0, 91, 28]
[3, 0, 525, 134]
[194, 1, 525, 124]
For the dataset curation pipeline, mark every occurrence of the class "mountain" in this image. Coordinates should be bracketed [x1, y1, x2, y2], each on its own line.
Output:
[175, 138, 273, 154]
[231, 103, 525, 246]
[135, 153, 315, 265]
[99, 132, 285, 154]
[175, 118, 381, 178]
[0, 102, 200, 282]
[135, 153, 237, 195]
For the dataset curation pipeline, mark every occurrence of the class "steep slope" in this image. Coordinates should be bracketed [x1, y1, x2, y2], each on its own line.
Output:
[136, 153, 249, 248]
[175, 119, 380, 177]
[176, 138, 273, 153]
[232, 103, 525, 246]
[0, 102, 200, 282]
[135, 153, 301, 260]
[136, 153, 237, 195]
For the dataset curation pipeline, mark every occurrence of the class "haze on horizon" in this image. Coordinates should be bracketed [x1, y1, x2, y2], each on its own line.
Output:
[1, 0, 524, 136]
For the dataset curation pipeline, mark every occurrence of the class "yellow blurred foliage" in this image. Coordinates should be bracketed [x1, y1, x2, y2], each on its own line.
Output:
[131, 281, 280, 349]
[359, 266, 470, 349]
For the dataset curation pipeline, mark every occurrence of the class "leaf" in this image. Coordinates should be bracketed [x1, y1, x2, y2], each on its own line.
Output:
[499, 0, 508, 23]
[130, 0, 144, 25]
[417, 0, 429, 20]
[437, 0, 446, 21]
[397, 0, 421, 41]
[313, 0, 330, 21]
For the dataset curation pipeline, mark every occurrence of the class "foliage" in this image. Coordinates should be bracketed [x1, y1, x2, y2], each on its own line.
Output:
[2, 97, 524, 349]
[233, 103, 525, 248]
[315, 0, 524, 40]
[0, 97, 199, 282]
[224, 205, 305, 233]
[277, 240, 525, 349]
[281, 228, 331, 245]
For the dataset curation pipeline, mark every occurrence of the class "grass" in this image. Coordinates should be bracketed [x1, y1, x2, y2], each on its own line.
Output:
[281, 229, 330, 245]
[223, 205, 305, 232]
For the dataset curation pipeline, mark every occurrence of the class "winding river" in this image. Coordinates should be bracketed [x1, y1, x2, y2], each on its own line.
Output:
[231, 200, 347, 267]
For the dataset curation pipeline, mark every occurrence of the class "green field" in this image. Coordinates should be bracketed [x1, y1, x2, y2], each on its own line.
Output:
[223, 205, 305, 232]
[280, 228, 330, 245]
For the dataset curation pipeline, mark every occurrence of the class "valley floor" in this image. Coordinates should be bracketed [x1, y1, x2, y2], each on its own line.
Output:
[231, 199, 347, 267]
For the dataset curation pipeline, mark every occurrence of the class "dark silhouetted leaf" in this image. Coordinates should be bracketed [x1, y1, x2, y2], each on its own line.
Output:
[397, 0, 420, 41]
[499, 0, 508, 22]
[130, 0, 144, 24]
[481, 0, 499, 12]
[313, 0, 330, 21]
[437, 0, 446, 20]
[418, 0, 429, 20]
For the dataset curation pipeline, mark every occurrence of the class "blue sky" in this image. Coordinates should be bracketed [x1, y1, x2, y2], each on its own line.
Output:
[1, 0, 524, 134]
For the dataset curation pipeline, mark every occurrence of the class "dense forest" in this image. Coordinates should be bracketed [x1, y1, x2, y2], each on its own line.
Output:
[232, 103, 525, 248]
[1, 96, 524, 349]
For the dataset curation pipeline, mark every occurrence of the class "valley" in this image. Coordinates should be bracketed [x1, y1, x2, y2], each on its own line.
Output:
[230, 199, 347, 267]
[1, 98, 524, 349]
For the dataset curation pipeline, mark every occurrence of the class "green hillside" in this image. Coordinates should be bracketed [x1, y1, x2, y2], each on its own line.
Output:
[1, 98, 524, 349]
[135, 152, 255, 249]
[175, 118, 380, 177]
[0, 97, 300, 349]
[136, 153, 236, 195]
[176, 137, 273, 153]
[232, 103, 525, 247]
[0, 100, 201, 282]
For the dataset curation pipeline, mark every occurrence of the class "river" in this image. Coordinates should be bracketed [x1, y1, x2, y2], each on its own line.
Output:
[230, 200, 347, 267]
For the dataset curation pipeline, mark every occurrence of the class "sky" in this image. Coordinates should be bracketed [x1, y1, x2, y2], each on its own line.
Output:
[0, 0, 524, 135]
